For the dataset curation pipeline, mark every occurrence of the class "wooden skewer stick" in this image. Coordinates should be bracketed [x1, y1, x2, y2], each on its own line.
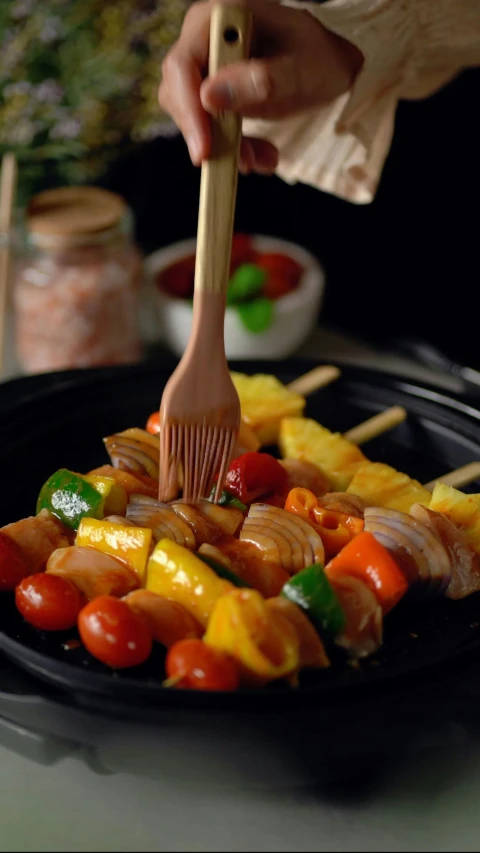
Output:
[287, 365, 341, 397]
[285, 367, 406, 445]
[0, 153, 17, 374]
[344, 406, 407, 446]
[424, 462, 480, 492]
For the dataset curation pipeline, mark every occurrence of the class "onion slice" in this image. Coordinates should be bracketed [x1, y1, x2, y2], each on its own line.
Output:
[241, 504, 324, 573]
[364, 506, 451, 595]
[170, 504, 222, 545]
[127, 502, 195, 549]
[104, 515, 134, 527]
[410, 503, 480, 599]
[177, 500, 244, 537]
[239, 522, 286, 565]
[317, 493, 366, 519]
[104, 432, 159, 480]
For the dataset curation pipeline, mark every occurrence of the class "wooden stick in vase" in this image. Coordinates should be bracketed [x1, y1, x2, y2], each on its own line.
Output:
[0, 153, 17, 374]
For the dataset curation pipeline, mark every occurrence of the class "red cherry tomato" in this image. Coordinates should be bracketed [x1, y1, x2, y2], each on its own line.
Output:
[230, 233, 254, 273]
[78, 596, 153, 668]
[146, 411, 160, 435]
[15, 573, 85, 631]
[255, 252, 304, 281]
[255, 252, 304, 300]
[225, 452, 289, 504]
[0, 532, 30, 591]
[263, 276, 296, 300]
[157, 256, 195, 299]
[166, 638, 240, 691]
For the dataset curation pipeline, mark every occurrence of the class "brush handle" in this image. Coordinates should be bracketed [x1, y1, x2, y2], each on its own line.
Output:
[194, 4, 252, 296]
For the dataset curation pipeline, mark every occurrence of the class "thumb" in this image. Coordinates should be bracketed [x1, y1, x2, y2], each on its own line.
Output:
[200, 57, 295, 117]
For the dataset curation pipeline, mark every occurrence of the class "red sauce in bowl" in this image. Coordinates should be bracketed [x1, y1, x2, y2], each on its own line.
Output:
[155, 234, 304, 302]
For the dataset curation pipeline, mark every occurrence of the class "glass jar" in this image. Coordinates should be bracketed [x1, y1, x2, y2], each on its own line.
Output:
[13, 186, 143, 374]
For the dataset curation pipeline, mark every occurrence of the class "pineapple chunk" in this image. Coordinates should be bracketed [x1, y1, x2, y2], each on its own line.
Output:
[347, 461, 431, 513]
[429, 482, 480, 555]
[235, 419, 260, 455]
[279, 417, 366, 491]
[231, 372, 305, 446]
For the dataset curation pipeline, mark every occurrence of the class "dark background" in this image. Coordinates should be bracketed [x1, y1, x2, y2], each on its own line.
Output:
[101, 67, 480, 368]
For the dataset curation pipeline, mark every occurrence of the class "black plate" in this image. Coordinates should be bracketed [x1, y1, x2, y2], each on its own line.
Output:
[1, 359, 480, 714]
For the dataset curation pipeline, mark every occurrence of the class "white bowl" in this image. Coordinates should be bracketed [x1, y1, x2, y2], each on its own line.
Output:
[143, 236, 325, 360]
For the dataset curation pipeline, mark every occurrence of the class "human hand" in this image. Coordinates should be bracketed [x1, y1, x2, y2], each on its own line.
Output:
[159, 0, 363, 175]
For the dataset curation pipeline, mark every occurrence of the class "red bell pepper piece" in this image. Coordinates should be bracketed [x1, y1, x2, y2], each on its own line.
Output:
[325, 531, 408, 614]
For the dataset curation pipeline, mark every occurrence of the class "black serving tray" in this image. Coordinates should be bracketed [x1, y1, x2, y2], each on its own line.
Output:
[0, 359, 480, 785]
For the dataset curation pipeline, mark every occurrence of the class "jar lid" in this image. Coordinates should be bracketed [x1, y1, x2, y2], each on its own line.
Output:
[26, 186, 128, 242]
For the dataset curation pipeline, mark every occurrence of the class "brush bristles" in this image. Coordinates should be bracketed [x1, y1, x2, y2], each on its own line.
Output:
[159, 424, 236, 502]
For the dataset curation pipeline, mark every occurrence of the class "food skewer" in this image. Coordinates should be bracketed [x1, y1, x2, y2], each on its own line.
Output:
[3, 393, 480, 688]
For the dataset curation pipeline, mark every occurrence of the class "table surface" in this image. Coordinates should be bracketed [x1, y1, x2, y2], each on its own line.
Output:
[0, 321, 477, 853]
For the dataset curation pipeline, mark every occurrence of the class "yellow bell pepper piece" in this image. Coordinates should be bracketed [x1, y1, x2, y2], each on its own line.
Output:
[205, 589, 300, 685]
[76, 518, 152, 582]
[84, 475, 128, 517]
[146, 539, 233, 628]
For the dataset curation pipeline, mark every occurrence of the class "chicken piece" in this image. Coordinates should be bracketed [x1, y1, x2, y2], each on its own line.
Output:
[47, 545, 138, 599]
[1, 509, 71, 574]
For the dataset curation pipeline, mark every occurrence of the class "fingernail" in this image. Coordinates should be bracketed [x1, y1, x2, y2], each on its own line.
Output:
[209, 83, 234, 109]
[187, 135, 202, 165]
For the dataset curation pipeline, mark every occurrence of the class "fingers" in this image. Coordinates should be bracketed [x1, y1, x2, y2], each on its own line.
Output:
[159, 55, 210, 164]
[239, 137, 279, 175]
[159, 0, 212, 164]
[200, 56, 296, 118]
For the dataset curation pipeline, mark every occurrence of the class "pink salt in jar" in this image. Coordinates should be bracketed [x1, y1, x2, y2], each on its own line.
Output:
[14, 186, 143, 374]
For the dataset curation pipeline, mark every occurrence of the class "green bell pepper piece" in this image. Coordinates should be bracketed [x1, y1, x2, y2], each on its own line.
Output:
[36, 468, 104, 530]
[281, 564, 346, 637]
[226, 264, 266, 306]
[197, 553, 251, 588]
[237, 297, 274, 334]
[209, 487, 247, 511]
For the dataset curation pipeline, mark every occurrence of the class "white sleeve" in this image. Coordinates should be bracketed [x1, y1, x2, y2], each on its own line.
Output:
[242, 0, 480, 203]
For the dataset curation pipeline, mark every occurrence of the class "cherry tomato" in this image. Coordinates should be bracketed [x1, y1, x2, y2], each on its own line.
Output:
[255, 252, 304, 282]
[0, 532, 30, 591]
[166, 638, 240, 691]
[225, 452, 289, 504]
[146, 410, 160, 435]
[78, 595, 153, 668]
[16, 573, 84, 631]
[255, 252, 303, 300]
[263, 276, 296, 300]
[230, 233, 254, 273]
[157, 256, 195, 299]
